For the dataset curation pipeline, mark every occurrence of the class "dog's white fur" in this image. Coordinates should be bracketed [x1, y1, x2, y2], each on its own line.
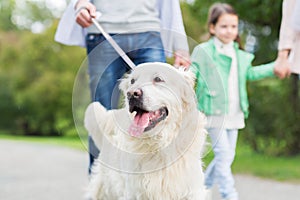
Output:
[84, 62, 207, 200]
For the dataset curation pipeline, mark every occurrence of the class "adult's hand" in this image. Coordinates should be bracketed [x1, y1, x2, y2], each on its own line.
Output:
[75, 0, 97, 28]
[174, 50, 191, 69]
[274, 49, 291, 79]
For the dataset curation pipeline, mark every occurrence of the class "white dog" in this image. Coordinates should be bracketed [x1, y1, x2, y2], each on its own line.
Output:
[84, 62, 207, 200]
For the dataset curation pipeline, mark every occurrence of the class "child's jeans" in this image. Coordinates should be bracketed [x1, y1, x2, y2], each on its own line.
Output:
[205, 128, 239, 200]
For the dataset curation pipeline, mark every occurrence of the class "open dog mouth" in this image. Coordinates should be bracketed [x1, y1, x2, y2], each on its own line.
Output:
[128, 106, 168, 137]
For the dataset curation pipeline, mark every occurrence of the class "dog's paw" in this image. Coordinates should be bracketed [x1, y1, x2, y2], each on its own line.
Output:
[84, 102, 107, 134]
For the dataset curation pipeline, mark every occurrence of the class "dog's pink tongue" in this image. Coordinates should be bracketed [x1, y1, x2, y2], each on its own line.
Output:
[128, 113, 149, 137]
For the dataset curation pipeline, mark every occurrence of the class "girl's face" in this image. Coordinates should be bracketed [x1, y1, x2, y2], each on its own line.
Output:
[209, 13, 238, 44]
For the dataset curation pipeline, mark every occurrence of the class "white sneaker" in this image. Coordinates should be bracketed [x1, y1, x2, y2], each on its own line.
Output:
[204, 188, 212, 200]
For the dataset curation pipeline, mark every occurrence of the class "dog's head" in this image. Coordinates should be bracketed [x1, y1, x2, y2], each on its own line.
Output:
[119, 62, 197, 138]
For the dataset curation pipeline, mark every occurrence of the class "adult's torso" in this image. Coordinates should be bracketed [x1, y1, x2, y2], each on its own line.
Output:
[88, 0, 161, 33]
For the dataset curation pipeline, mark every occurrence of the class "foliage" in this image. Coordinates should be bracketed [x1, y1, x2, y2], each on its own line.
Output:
[242, 77, 300, 156]
[0, 22, 85, 136]
[203, 140, 300, 182]
[0, 0, 17, 31]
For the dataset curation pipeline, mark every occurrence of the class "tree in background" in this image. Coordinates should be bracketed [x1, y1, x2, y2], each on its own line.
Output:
[0, 0, 86, 136]
[0, 23, 85, 136]
[0, 0, 17, 31]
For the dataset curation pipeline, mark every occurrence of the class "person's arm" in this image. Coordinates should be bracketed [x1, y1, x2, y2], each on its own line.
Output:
[54, 0, 87, 47]
[158, 0, 190, 68]
[274, 0, 295, 79]
[74, 0, 96, 28]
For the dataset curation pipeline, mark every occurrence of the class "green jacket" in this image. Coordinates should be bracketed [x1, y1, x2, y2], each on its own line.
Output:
[190, 38, 275, 118]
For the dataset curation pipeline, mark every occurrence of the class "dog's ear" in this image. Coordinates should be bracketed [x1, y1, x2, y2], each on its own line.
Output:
[182, 70, 196, 89]
[176, 69, 197, 111]
[175, 68, 196, 89]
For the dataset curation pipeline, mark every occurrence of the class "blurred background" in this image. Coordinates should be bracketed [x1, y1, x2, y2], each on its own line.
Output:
[0, 0, 299, 182]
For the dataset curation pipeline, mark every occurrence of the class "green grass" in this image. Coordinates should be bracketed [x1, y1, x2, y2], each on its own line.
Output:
[1, 131, 300, 183]
[0, 131, 87, 151]
[203, 141, 300, 183]
[233, 143, 300, 183]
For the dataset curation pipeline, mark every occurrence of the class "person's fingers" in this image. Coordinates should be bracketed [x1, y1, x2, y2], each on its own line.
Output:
[278, 73, 285, 79]
[275, 67, 291, 79]
[86, 3, 96, 18]
[281, 66, 291, 78]
[81, 8, 93, 22]
[274, 56, 293, 79]
[180, 60, 191, 68]
[286, 67, 291, 77]
[174, 57, 181, 67]
[174, 50, 191, 68]
[174, 58, 191, 70]
[76, 9, 93, 27]
[275, 68, 285, 79]
[75, 2, 97, 27]
[277, 73, 285, 79]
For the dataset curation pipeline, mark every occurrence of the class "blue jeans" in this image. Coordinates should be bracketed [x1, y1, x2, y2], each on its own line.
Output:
[205, 128, 239, 200]
[86, 31, 166, 173]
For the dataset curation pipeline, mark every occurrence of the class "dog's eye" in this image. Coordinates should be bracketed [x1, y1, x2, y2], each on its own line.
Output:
[131, 79, 135, 84]
[153, 76, 164, 83]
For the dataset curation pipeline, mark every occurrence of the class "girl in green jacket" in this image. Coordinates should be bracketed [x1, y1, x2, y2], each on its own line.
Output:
[190, 3, 282, 200]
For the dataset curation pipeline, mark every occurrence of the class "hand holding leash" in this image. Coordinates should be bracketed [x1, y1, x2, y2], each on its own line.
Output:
[174, 50, 191, 70]
[75, 3, 136, 70]
[75, 0, 96, 27]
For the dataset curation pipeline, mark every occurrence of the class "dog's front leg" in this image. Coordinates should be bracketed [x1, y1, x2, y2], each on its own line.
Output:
[84, 102, 111, 150]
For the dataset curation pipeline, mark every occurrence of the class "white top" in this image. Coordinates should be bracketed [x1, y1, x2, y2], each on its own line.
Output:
[206, 38, 245, 130]
[292, 0, 300, 32]
[54, 0, 189, 55]
[88, 0, 160, 33]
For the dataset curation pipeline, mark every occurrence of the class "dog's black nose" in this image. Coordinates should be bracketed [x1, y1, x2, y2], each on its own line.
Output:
[127, 88, 143, 99]
[128, 88, 143, 113]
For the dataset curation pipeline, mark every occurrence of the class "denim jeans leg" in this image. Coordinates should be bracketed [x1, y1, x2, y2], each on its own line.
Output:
[127, 31, 166, 64]
[204, 156, 216, 188]
[205, 128, 239, 200]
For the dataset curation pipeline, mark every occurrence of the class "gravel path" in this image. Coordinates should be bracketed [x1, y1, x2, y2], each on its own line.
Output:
[1, 139, 300, 200]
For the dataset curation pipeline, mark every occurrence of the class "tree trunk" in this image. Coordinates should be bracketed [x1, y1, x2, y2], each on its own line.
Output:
[289, 74, 300, 155]
[291, 74, 299, 112]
